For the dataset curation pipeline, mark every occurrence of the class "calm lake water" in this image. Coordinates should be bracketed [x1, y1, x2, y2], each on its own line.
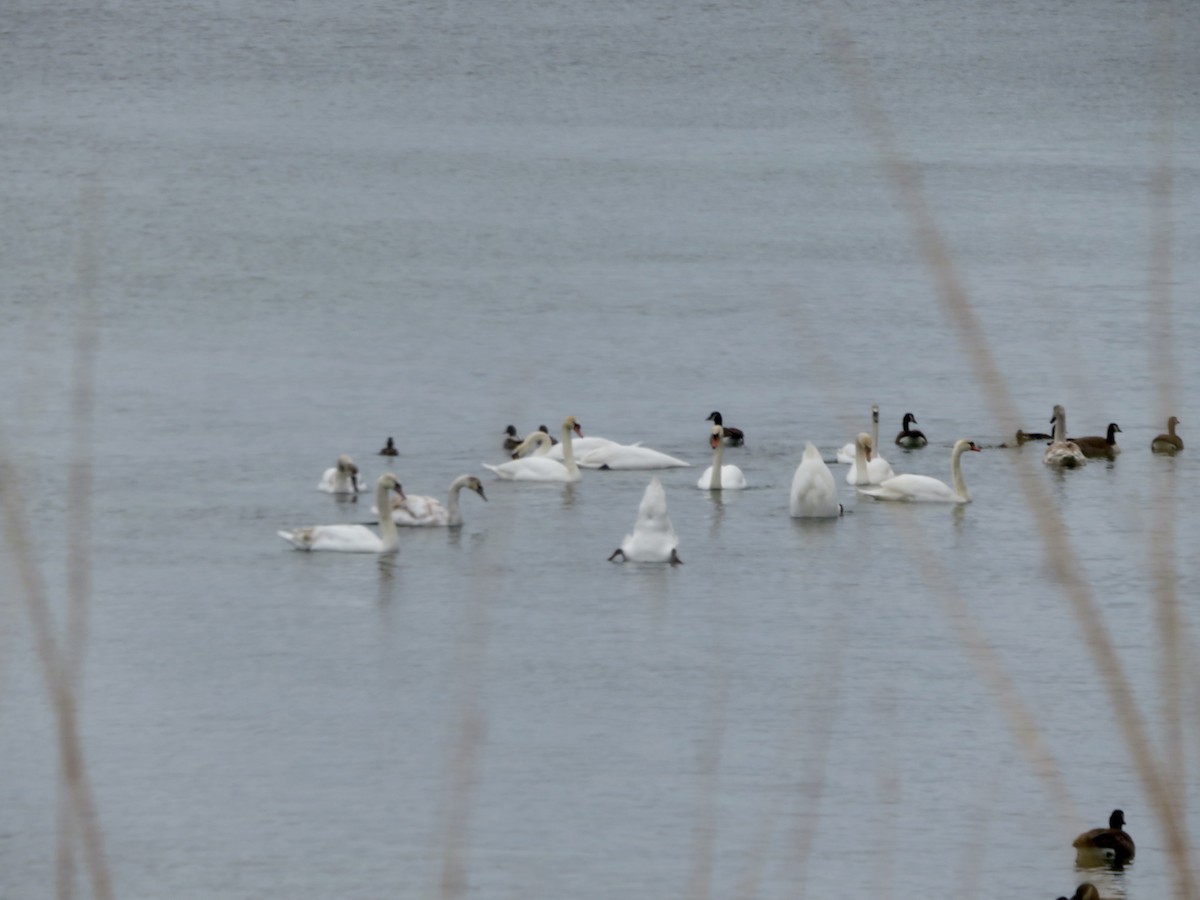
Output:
[2, 0, 1199, 897]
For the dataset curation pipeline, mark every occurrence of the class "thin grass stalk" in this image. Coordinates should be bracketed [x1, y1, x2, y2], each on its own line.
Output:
[436, 538, 509, 899]
[819, 5, 1194, 896]
[0, 458, 113, 900]
[898, 524, 1077, 832]
[1147, 0, 1186, 810]
[768, 618, 847, 900]
[686, 665, 728, 900]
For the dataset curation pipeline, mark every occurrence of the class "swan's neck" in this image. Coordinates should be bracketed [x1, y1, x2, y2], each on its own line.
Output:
[375, 483, 399, 551]
[709, 439, 723, 489]
[446, 476, 468, 526]
[854, 440, 868, 484]
[950, 443, 970, 501]
[560, 423, 578, 474]
[1054, 410, 1067, 442]
[871, 411, 879, 450]
[1169, 419, 1178, 437]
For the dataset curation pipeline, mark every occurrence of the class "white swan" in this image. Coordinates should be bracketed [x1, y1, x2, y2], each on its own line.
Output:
[790, 442, 841, 518]
[578, 443, 690, 469]
[845, 433, 895, 485]
[279, 473, 404, 552]
[697, 425, 747, 490]
[608, 477, 682, 564]
[1044, 404, 1087, 468]
[837, 404, 883, 465]
[483, 416, 583, 482]
[545, 435, 625, 461]
[374, 474, 487, 527]
[317, 455, 362, 494]
[858, 439, 981, 503]
[510, 431, 555, 457]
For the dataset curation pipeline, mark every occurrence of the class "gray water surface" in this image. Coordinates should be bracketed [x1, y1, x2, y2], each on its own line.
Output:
[2, 1, 1199, 897]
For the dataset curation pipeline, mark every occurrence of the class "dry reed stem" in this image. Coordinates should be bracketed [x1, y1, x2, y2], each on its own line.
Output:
[1147, 0, 1186, 811]
[436, 543, 511, 898]
[899, 524, 1078, 830]
[0, 457, 113, 900]
[768, 620, 847, 900]
[686, 664, 728, 900]
[821, 3, 1194, 897]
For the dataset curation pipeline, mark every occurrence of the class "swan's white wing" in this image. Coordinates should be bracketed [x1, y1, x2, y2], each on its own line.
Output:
[278, 524, 383, 552]
[835, 442, 856, 465]
[1043, 441, 1087, 467]
[483, 457, 575, 482]
[579, 445, 690, 469]
[858, 474, 958, 502]
[546, 436, 621, 461]
[393, 494, 448, 526]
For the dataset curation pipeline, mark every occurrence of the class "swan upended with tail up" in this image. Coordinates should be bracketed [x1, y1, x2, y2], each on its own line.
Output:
[790, 442, 841, 518]
[608, 477, 682, 564]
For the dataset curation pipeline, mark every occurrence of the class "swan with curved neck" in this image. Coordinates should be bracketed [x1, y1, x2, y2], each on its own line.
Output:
[1151, 415, 1183, 453]
[894, 412, 928, 448]
[846, 433, 894, 485]
[837, 404, 883, 464]
[483, 416, 584, 482]
[510, 430, 554, 458]
[318, 454, 362, 494]
[1069, 422, 1122, 458]
[858, 439, 982, 503]
[608, 477, 682, 564]
[377, 474, 488, 527]
[697, 425, 747, 490]
[1044, 405, 1087, 468]
[280, 474, 404, 552]
[790, 441, 841, 518]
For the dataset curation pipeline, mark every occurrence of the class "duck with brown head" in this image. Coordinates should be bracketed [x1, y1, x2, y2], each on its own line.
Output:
[1072, 809, 1135, 868]
[378, 437, 399, 457]
[1151, 415, 1183, 453]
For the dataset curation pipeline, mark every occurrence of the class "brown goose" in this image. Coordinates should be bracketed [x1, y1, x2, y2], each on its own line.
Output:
[894, 412, 928, 448]
[1151, 416, 1184, 453]
[378, 437, 399, 457]
[706, 411, 744, 446]
[1069, 423, 1121, 458]
[1072, 809, 1135, 867]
